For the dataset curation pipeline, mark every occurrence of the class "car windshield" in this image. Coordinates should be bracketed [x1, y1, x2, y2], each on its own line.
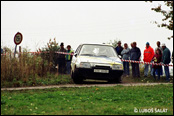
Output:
[79, 44, 118, 58]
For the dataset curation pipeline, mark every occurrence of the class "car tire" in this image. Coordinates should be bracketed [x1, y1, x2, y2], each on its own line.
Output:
[71, 71, 83, 84]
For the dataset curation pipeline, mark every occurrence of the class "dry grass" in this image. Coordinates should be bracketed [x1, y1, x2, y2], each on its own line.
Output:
[1, 51, 55, 87]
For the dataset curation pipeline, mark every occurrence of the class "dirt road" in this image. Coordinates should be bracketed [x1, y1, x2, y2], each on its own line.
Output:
[1, 82, 172, 91]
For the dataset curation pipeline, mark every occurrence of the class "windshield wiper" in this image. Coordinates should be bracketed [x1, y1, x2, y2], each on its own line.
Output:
[97, 55, 108, 57]
[80, 54, 94, 56]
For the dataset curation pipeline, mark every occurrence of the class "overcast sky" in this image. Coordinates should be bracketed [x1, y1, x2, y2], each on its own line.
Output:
[1, 1, 173, 58]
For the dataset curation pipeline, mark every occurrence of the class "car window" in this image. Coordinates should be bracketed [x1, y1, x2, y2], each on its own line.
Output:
[79, 45, 118, 58]
[75, 45, 82, 55]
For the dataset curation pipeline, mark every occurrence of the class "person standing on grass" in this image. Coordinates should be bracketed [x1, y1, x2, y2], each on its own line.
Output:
[162, 43, 171, 82]
[143, 42, 154, 77]
[66, 45, 74, 74]
[57, 42, 67, 74]
[115, 41, 123, 58]
[130, 42, 141, 78]
[153, 41, 163, 76]
[121, 43, 130, 77]
[152, 49, 162, 81]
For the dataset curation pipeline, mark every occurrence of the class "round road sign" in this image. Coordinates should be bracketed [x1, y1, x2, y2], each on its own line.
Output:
[14, 32, 23, 45]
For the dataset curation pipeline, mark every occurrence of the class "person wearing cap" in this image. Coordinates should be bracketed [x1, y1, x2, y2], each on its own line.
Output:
[162, 43, 171, 82]
[130, 42, 141, 78]
[57, 42, 67, 74]
[115, 41, 123, 58]
[143, 42, 154, 77]
[66, 45, 74, 74]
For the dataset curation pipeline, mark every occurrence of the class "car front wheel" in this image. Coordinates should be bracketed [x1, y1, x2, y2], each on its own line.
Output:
[71, 70, 83, 84]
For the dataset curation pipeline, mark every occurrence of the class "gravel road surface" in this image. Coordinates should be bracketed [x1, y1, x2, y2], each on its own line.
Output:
[1, 82, 172, 91]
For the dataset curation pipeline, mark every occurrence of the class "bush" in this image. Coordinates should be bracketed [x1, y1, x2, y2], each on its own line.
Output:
[39, 38, 60, 68]
[1, 38, 66, 88]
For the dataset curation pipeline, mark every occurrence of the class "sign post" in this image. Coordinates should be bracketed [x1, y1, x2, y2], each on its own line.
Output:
[14, 32, 23, 57]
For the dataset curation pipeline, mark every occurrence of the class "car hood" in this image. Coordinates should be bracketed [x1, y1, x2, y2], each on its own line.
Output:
[78, 56, 122, 65]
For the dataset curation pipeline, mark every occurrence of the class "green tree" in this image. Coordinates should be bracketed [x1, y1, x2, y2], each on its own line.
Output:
[38, 38, 60, 67]
[147, 1, 173, 39]
[107, 39, 121, 48]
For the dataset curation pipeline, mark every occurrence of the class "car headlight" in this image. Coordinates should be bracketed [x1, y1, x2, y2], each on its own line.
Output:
[79, 62, 91, 68]
[112, 64, 123, 70]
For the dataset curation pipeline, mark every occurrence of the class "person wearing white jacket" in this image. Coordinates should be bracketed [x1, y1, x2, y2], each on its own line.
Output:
[121, 43, 130, 77]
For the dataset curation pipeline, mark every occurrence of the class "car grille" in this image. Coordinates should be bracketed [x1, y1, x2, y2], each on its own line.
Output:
[95, 65, 111, 69]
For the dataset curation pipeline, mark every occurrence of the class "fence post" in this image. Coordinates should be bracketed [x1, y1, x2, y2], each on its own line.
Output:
[19, 46, 21, 64]
[19, 46, 21, 58]
[19, 46, 22, 79]
[14, 44, 17, 58]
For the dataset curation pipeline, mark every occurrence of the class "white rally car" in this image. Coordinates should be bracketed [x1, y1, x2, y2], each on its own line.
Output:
[71, 44, 123, 84]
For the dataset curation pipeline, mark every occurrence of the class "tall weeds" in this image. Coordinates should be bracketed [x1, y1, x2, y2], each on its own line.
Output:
[1, 38, 61, 87]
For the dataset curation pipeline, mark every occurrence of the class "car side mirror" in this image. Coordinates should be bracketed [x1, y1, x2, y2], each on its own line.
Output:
[74, 53, 78, 57]
[118, 55, 122, 59]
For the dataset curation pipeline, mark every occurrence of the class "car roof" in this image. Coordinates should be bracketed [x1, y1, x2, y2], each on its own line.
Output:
[79, 43, 114, 47]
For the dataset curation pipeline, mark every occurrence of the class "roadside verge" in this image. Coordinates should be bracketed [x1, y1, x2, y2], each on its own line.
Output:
[1, 83, 172, 91]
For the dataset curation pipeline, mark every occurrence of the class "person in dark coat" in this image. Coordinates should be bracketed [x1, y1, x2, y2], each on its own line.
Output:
[129, 42, 141, 78]
[57, 42, 67, 74]
[115, 41, 123, 58]
[162, 43, 171, 82]
[152, 49, 162, 80]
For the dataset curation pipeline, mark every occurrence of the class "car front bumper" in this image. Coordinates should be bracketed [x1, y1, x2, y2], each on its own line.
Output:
[74, 67, 123, 80]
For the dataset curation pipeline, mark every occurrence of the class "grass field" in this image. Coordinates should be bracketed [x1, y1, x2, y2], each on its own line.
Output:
[1, 84, 173, 115]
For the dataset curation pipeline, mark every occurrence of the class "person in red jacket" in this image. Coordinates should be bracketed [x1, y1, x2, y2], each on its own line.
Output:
[152, 49, 162, 80]
[143, 42, 155, 77]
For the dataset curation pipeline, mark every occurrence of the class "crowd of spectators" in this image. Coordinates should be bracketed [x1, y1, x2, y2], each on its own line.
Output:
[116, 41, 173, 82]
